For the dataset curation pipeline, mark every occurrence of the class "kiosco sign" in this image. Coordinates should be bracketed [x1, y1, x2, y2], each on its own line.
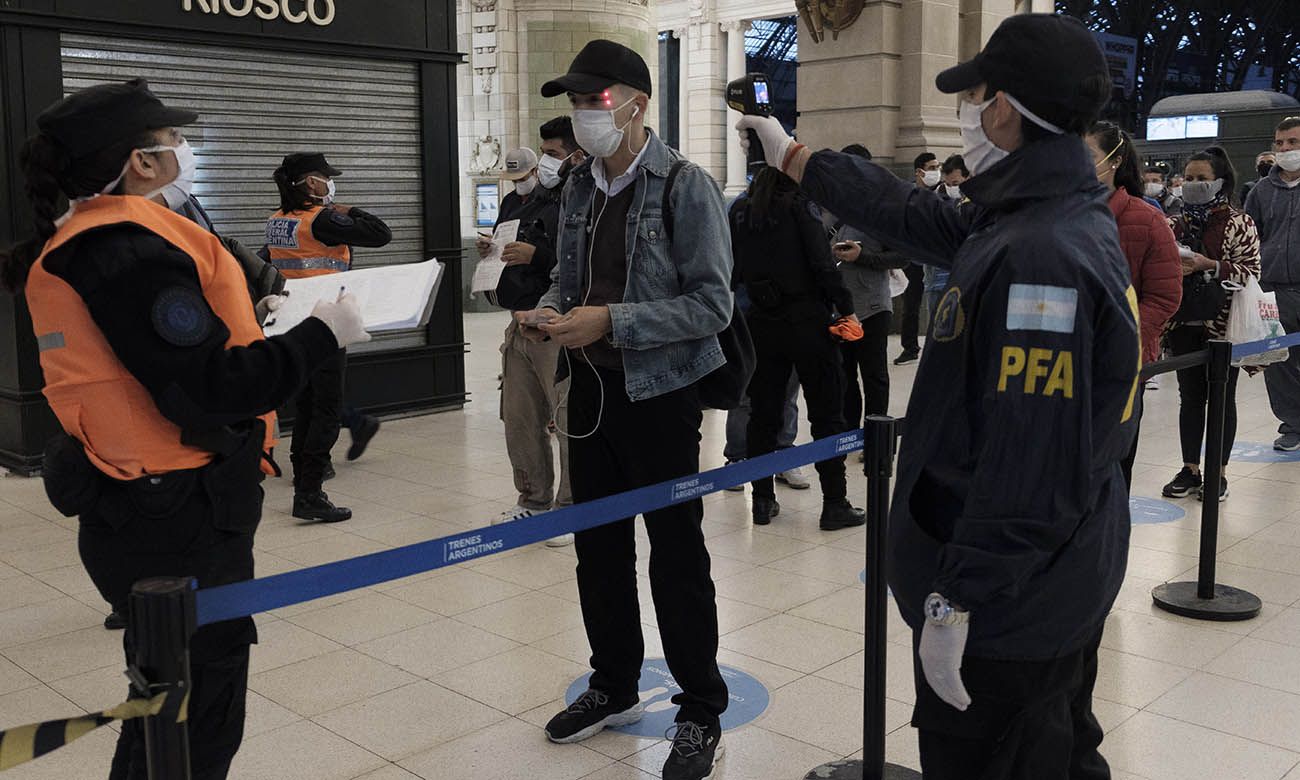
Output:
[181, 0, 336, 26]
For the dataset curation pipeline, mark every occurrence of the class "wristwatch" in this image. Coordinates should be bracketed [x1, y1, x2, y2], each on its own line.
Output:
[924, 592, 970, 627]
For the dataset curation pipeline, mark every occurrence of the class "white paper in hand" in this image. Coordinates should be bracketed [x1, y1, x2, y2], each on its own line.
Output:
[471, 219, 520, 293]
[263, 259, 444, 336]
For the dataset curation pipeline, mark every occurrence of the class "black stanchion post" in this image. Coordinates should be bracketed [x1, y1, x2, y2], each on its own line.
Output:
[1152, 340, 1262, 621]
[128, 577, 196, 780]
[804, 417, 920, 780]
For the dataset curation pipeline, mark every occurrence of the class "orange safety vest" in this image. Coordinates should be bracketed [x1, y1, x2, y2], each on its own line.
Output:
[26, 195, 278, 481]
[265, 206, 351, 278]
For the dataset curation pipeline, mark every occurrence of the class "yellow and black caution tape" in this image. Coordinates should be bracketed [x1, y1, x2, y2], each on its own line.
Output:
[0, 690, 186, 772]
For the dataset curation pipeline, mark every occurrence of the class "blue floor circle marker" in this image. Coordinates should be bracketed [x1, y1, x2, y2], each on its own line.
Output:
[1129, 496, 1185, 525]
[859, 569, 866, 584]
[564, 659, 768, 736]
[1229, 442, 1300, 463]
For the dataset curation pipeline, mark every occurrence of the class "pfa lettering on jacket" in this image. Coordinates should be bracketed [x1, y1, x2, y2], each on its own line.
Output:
[998, 347, 1074, 399]
[265, 217, 301, 249]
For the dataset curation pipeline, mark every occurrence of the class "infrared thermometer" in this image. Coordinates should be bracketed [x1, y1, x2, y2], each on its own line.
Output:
[726, 74, 773, 171]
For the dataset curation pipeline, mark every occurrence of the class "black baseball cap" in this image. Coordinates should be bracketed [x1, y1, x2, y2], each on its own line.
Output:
[541, 39, 653, 98]
[279, 152, 342, 181]
[936, 14, 1108, 130]
[37, 78, 197, 160]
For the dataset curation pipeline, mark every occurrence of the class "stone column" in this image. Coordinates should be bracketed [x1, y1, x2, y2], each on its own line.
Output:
[682, 0, 726, 180]
[796, 0, 904, 164]
[894, 0, 962, 166]
[676, 26, 690, 150]
[722, 19, 750, 197]
[959, 0, 1015, 60]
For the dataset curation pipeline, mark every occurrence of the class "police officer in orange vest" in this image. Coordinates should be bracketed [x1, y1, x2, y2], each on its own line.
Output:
[266, 153, 391, 523]
[0, 79, 369, 780]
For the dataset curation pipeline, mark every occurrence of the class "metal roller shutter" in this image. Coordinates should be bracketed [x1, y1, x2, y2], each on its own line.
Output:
[60, 33, 428, 347]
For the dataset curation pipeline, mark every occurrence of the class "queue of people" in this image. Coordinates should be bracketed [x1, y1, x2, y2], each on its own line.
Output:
[6, 12, 1300, 780]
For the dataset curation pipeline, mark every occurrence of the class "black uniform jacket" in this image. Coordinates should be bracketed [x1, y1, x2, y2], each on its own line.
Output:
[802, 133, 1140, 659]
[41, 225, 340, 441]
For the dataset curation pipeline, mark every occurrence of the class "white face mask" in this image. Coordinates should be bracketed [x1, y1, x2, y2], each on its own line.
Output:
[922, 169, 942, 187]
[1171, 185, 1183, 198]
[514, 174, 538, 197]
[1276, 150, 1300, 172]
[298, 175, 336, 206]
[959, 98, 1008, 177]
[537, 153, 569, 189]
[573, 97, 639, 159]
[1180, 178, 1224, 205]
[1144, 182, 1165, 198]
[139, 140, 197, 210]
[944, 184, 962, 200]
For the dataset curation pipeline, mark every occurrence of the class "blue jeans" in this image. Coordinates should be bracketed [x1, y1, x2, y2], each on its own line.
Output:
[724, 369, 799, 461]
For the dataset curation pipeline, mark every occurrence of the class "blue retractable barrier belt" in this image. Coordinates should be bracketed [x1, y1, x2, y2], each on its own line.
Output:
[195, 430, 867, 626]
[1231, 331, 1300, 363]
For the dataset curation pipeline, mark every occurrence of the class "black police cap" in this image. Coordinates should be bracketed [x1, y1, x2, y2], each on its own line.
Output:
[279, 152, 343, 181]
[37, 78, 197, 160]
[936, 14, 1109, 129]
[541, 39, 653, 99]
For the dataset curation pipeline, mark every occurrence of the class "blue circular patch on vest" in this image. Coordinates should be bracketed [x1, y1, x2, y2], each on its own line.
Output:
[564, 659, 768, 736]
[151, 287, 212, 347]
[1129, 496, 1185, 525]
[1227, 442, 1300, 463]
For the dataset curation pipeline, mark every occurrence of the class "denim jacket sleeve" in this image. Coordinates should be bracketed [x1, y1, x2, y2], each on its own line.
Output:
[607, 163, 733, 350]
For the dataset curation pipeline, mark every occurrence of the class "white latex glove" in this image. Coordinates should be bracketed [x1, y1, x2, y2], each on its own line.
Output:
[736, 115, 796, 172]
[918, 620, 972, 711]
[254, 294, 286, 323]
[310, 290, 371, 347]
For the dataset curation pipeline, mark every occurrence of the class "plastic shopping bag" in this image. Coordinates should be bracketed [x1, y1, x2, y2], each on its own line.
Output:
[1225, 277, 1289, 367]
[888, 268, 909, 298]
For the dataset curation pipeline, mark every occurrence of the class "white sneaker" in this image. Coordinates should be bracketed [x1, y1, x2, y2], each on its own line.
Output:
[776, 466, 811, 490]
[545, 533, 574, 547]
[495, 504, 537, 525]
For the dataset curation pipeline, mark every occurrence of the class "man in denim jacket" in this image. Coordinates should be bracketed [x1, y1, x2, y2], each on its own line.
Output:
[514, 39, 732, 780]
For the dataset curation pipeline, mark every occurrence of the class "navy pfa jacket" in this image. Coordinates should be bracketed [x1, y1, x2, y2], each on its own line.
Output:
[802, 133, 1140, 660]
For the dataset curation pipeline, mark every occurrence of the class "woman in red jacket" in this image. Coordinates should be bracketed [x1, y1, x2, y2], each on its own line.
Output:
[1086, 121, 1183, 488]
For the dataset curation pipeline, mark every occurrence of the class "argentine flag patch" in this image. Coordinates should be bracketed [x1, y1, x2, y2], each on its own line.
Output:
[1006, 284, 1078, 334]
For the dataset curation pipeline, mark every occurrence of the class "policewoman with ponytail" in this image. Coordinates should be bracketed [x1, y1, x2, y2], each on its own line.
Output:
[1, 79, 368, 780]
[266, 153, 392, 523]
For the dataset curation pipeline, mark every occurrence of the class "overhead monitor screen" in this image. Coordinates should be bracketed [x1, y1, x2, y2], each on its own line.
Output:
[1185, 114, 1219, 138]
[1146, 116, 1186, 141]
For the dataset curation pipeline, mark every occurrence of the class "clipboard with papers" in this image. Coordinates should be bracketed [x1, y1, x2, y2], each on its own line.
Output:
[262, 259, 445, 337]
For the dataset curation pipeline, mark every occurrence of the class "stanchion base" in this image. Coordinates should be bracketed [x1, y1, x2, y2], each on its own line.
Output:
[1152, 581, 1262, 622]
[803, 759, 922, 779]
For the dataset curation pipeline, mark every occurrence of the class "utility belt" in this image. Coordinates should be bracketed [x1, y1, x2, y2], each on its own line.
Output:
[42, 419, 271, 536]
[745, 279, 819, 312]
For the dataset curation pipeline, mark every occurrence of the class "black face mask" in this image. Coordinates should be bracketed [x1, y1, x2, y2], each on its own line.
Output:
[1259, 162, 1274, 179]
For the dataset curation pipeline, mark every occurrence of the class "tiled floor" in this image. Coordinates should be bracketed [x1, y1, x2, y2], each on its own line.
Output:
[2, 310, 1300, 779]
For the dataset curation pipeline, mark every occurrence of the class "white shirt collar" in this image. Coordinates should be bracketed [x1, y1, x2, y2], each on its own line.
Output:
[593, 138, 651, 197]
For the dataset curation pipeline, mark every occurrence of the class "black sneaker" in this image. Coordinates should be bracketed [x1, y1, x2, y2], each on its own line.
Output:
[724, 460, 744, 492]
[893, 349, 920, 365]
[662, 720, 724, 780]
[293, 491, 352, 523]
[544, 689, 643, 744]
[1197, 476, 1229, 503]
[322, 462, 336, 482]
[347, 415, 381, 461]
[1161, 467, 1202, 498]
[820, 499, 866, 530]
[752, 495, 780, 526]
[103, 611, 126, 631]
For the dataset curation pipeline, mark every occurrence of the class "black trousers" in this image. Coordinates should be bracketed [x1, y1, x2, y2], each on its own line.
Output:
[78, 470, 260, 780]
[899, 263, 925, 353]
[568, 364, 729, 725]
[841, 311, 891, 430]
[747, 316, 847, 500]
[1169, 326, 1240, 467]
[291, 349, 346, 492]
[913, 627, 1109, 780]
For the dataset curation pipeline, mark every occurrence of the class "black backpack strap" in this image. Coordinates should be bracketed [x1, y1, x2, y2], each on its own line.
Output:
[662, 159, 688, 239]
